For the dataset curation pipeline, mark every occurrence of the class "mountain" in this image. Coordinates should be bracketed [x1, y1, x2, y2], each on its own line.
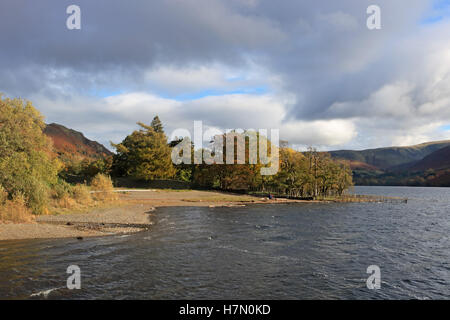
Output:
[329, 140, 450, 170]
[408, 145, 450, 172]
[400, 146, 450, 187]
[44, 123, 112, 162]
[329, 140, 450, 186]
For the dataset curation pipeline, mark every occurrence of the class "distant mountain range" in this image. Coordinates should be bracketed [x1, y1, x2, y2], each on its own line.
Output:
[44, 123, 112, 162]
[330, 141, 450, 187]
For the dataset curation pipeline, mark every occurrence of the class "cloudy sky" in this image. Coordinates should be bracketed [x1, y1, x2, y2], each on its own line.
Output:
[1, 0, 450, 151]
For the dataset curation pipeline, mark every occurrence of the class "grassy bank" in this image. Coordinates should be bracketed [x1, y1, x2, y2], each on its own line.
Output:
[0, 174, 118, 224]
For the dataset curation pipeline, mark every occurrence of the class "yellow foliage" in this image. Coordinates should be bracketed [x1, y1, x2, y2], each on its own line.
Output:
[72, 184, 92, 205]
[0, 95, 59, 215]
[55, 195, 77, 209]
[0, 193, 35, 223]
[90, 174, 118, 201]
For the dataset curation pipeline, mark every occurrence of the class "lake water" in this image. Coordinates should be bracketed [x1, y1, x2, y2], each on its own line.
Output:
[1, 186, 449, 299]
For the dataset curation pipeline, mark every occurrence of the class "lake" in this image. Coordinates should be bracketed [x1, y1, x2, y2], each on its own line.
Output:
[1, 186, 449, 299]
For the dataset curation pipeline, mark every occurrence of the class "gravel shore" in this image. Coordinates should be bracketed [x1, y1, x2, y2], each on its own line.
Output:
[0, 190, 304, 241]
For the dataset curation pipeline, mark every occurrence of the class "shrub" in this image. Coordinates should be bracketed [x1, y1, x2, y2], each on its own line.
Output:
[72, 183, 92, 205]
[90, 173, 117, 201]
[51, 179, 73, 200]
[0, 193, 34, 223]
[24, 178, 50, 215]
[0, 185, 7, 205]
[55, 194, 77, 209]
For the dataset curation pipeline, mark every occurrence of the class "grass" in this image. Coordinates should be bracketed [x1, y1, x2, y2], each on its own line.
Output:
[0, 194, 35, 223]
[47, 174, 120, 216]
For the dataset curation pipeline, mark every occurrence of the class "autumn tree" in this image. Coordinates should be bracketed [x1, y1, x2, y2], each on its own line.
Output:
[0, 95, 60, 214]
[171, 130, 353, 197]
[112, 116, 176, 180]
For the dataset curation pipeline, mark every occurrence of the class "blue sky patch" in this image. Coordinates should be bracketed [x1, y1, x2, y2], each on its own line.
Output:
[421, 0, 450, 24]
[162, 87, 269, 101]
[87, 89, 125, 98]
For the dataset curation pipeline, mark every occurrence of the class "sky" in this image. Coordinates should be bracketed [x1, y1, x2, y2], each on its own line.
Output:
[1, 0, 450, 151]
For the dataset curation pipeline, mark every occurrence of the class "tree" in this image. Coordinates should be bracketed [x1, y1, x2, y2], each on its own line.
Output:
[150, 116, 163, 133]
[112, 118, 176, 180]
[173, 130, 354, 197]
[0, 95, 60, 214]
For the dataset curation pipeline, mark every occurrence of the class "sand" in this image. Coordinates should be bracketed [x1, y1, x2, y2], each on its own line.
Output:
[0, 190, 305, 241]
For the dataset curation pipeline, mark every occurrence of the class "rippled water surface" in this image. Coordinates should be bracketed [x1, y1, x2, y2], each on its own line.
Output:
[1, 186, 449, 299]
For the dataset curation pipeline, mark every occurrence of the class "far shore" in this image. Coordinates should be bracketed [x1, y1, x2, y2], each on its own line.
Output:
[0, 189, 319, 241]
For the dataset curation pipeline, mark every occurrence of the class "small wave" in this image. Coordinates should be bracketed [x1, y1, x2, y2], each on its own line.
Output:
[217, 245, 250, 254]
[30, 287, 64, 298]
[255, 224, 271, 230]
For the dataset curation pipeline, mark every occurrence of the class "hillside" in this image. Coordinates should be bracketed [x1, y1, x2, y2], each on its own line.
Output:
[44, 123, 112, 162]
[408, 145, 450, 172]
[330, 140, 450, 170]
[399, 146, 450, 187]
[329, 140, 450, 186]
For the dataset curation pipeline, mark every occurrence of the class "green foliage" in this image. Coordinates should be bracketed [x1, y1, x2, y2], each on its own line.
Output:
[175, 167, 193, 182]
[60, 156, 113, 182]
[0, 95, 60, 214]
[112, 117, 176, 180]
[0, 185, 7, 205]
[51, 179, 73, 200]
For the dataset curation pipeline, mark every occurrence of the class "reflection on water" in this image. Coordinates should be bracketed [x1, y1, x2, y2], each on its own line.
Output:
[1, 186, 450, 299]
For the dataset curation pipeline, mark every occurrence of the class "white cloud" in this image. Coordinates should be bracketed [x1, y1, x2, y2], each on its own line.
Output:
[143, 63, 271, 96]
[30, 90, 357, 150]
[281, 119, 357, 148]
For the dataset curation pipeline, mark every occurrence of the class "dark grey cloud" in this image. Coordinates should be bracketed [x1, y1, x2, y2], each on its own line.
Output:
[0, 0, 283, 95]
[1, 0, 449, 149]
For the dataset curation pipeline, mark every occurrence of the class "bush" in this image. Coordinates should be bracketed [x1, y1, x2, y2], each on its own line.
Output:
[0, 192, 34, 223]
[24, 179, 51, 215]
[51, 179, 73, 200]
[54, 194, 77, 209]
[72, 184, 92, 205]
[90, 174, 117, 201]
[0, 185, 7, 205]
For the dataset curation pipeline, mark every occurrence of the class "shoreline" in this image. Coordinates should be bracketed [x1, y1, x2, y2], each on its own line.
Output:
[0, 189, 397, 242]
